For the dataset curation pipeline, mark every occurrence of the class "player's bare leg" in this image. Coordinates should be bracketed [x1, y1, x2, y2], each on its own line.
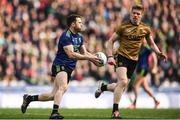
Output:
[21, 77, 57, 113]
[112, 67, 128, 119]
[141, 78, 160, 108]
[49, 71, 68, 119]
[131, 75, 144, 108]
[38, 77, 57, 101]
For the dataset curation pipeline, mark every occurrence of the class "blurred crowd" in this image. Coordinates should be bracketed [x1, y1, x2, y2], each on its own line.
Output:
[0, 0, 179, 87]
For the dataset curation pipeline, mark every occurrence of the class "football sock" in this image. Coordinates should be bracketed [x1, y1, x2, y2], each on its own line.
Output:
[29, 95, 38, 102]
[113, 103, 119, 112]
[52, 104, 59, 113]
[101, 84, 107, 91]
[133, 99, 136, 105]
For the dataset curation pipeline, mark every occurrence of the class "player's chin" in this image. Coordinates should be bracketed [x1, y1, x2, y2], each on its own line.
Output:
[76, 28, 83, 32]
[133, 18, 138, 21]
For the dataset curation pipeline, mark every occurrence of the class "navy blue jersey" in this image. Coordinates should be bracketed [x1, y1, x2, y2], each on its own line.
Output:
[53, 29, 84, 71]
[136, 46, 152, 69]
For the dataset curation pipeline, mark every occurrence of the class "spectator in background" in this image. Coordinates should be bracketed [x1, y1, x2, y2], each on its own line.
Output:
[0, 0, 179, 87]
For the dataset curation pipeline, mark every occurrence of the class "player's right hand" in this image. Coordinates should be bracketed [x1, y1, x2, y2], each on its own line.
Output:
[88, 54, 102, 65]
[107, 57, 116, 65]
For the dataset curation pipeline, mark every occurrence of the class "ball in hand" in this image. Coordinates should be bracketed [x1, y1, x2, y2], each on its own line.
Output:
[95, 52, 107, 67]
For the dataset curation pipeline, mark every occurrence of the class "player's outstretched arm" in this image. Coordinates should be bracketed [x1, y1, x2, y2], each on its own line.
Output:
[63, 45, 100, 63]
[79, 45, 91, 55]
[79, 45, 101, 65]
[146, 35, 167, 61]
[151, 52, 158, 73]
[107, 33, 118, 65]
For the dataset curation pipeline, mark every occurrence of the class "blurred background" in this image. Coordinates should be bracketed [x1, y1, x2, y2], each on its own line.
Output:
[0, 0, 179, 108]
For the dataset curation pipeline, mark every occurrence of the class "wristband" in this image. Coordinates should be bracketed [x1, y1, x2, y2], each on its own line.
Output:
[107, 56, 113, 58]
[157, 52, 162, 56]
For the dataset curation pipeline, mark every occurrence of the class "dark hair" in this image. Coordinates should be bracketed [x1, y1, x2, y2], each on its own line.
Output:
[67, 14, 82, 27]
[132, 4, 144, 13]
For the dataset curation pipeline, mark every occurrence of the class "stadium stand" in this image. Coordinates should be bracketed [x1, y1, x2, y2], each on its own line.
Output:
[0, 0, 179, 108]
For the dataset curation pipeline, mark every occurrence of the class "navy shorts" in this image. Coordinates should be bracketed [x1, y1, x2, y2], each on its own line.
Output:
[136, 68, 148, 77]
[51, 64, 72, 83]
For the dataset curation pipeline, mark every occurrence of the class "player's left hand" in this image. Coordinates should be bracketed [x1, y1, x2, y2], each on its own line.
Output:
[158, 52, 167, 61]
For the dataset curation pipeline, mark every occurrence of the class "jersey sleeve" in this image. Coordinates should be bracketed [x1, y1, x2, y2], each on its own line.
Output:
[145, 26, 151, 40]
[115, 25, 123, 36]
[61, 35, 72, 47]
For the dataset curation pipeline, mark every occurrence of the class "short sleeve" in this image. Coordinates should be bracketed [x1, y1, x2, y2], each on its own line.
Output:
[145, 26, 151, 40]
[60, 35, 72, 47]
[115, 25, 123, 36]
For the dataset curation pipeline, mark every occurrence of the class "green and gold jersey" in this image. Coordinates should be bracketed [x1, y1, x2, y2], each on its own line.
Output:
[116, 20, 151, 61]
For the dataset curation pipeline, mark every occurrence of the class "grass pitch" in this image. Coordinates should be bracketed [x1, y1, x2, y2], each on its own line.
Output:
[0, 108, 180, 119]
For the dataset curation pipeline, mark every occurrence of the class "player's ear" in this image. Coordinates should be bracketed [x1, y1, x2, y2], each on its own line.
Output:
[71, 22, 76, 27]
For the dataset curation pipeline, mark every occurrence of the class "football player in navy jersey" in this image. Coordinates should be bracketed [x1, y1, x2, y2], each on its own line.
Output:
[21, 14, 101, 119]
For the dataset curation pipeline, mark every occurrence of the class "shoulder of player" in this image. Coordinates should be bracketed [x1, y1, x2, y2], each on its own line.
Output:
[120, 20, 130, 27]
[118, 20, 133, 30]
[58, 30, 71, 43]
[115, 20, 130, 32]
[63, 29, 72, 38]
[63, 29, 83, 38]
[140, 22, 151, 33]
[140, 22, 151, 29]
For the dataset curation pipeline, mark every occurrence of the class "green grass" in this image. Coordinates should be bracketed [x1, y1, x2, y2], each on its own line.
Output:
[0, 108, 180, 119]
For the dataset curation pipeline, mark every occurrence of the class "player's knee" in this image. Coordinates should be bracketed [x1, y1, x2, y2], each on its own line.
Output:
[122, 79, 129, 87]
[117, 79, 128, 87]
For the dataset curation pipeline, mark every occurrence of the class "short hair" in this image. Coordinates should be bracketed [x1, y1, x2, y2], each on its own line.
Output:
[132, 4, 144, 13]
[67, 14, 82, 27]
